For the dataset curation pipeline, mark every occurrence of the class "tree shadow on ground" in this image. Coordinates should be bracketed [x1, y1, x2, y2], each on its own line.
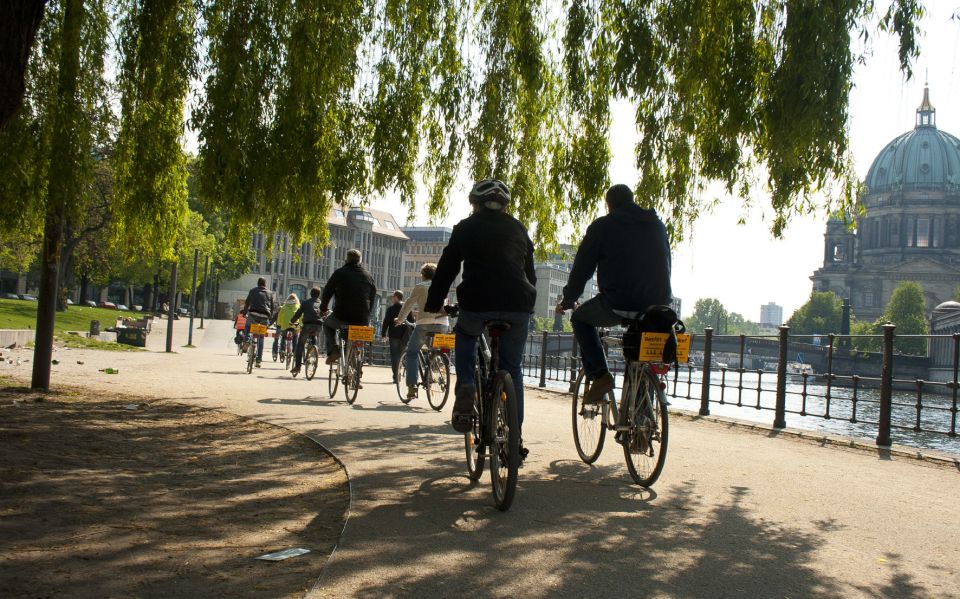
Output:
[0, 389, 349, 598]
[298, 418, 934, 599]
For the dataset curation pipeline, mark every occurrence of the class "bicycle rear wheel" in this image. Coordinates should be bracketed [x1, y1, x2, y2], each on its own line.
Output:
[623, 369, 669, 487]
[396, 352, 412, 403]
[343, 344, 361, 404]
[464, 365, 485, 481]
[426, 352, 451, 411]
[246, 341, 255, 374]
[285, 344, 293, 370]
[488, 372, 519, 511]
[304, 345, 319, 380]
[572, 370, 608, 464]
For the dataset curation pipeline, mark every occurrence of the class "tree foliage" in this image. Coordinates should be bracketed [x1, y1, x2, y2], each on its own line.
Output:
[880, 280, 928, 355]
[685, 298, 728, 334]
[786, 291, 842, 335]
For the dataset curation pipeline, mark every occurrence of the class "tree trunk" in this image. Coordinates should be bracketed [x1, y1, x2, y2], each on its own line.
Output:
[78, 274, 88, 303]
[0, 0, 47, 131]
[31, 0, 82, 391]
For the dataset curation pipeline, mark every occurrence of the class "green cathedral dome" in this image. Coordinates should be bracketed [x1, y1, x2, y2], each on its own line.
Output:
[863, 87, 960, 194]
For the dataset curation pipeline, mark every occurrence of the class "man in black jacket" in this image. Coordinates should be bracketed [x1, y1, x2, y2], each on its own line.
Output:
[320, 249, 377, 364]
[556, 184, 673, 404]
[380, 290, 413, 383]
[241, 277, 277, 367]
[425, 178, 536, 446]
[289, 286, 324, 377]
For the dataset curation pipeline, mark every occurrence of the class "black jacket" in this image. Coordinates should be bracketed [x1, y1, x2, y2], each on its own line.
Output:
[320, 263, 377, 324]
[425, 209, 536, 313]
[562, 202, 672, 311]
[243, 285, 277, 319]
[381, 302, 414, 339]
[291, 297, 324, 325]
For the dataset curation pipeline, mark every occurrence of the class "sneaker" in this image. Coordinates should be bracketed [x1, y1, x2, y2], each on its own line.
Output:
[255, 361, 262, 368]
[406, 385, 418, 400]
[583, 371, 614, 405]
[451, 384, 475, 433]
[325, 348, 340, 365]
[290, 366, 300, 378]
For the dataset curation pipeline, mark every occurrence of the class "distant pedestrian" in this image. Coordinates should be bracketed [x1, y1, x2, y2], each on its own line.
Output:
[381, 290, 414, 384]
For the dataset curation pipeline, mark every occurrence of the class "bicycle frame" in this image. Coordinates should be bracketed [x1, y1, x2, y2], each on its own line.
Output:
[596, 337, 666, 431]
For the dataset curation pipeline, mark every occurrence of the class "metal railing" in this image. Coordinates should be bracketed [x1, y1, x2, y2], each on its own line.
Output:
[518, 326, 960, 452]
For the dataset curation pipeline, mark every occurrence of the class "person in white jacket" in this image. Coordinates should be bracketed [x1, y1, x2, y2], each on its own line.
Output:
[395, 263, 449, 400]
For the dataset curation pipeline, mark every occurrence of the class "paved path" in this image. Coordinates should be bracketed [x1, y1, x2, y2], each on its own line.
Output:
[4, 319, 959, 598]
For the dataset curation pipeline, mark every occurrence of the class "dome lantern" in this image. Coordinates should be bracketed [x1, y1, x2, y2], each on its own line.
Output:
[916, 84, 936, 128]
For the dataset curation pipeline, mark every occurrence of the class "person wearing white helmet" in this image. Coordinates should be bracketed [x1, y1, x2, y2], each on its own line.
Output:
[424, 178, 536, 461]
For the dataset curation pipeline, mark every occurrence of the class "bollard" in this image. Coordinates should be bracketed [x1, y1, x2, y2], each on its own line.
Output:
[876, 323, 896, 447]
[774, 325, 789, 428]
[699, 327, 713, 416]
[539, 330, 548, 388]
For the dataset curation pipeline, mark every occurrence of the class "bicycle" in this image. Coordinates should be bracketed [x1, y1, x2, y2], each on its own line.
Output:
[446, 305, 520, 512]
[245, 316, 270, 374]
[277, 327, 297, 370]
[395, 329, 452, 411]
[328, 324, 373, 404]
[571, 309, 686, 487]
[296, 331, 320, 380]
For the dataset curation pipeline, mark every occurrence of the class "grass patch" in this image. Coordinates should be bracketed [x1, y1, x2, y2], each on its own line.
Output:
[0, 298, 150, 335]
[55, 334, 143, 352]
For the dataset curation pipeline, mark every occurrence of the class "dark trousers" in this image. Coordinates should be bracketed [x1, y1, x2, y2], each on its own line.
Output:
[293, 323, 322, 369]
[388, 337, 405, 381]
[571, 295, 622, 378]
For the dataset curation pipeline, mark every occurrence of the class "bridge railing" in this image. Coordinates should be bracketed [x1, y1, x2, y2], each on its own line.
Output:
[519, 326, 960, 450]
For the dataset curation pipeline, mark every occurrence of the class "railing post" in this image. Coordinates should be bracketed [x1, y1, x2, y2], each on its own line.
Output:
[539, 330, 548, 388]
[774, 325, 789, 428]
[568, 334, 579, 393]
[699, 327, 713, 416]
[877, 323, 896, 447]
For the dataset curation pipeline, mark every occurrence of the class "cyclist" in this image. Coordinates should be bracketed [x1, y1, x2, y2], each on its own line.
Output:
[273, 293, 301, 360]
[233, 310, 247, 350]
[424, 179, 536, 453]
[555, 184, 673, 404]
[240, 277, 277, 367]
[319, 249, 377, 365]
[396, 263, 449, 400]
[381, 290, 413, 384]
[289, 286, 324, 377]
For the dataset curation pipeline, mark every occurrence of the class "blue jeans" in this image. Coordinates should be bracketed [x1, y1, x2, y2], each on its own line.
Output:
[571, 295, 622, 377]
[244, 314, 270, 362]
[405, 323, 448, 387]
[454, 310, 529, 426]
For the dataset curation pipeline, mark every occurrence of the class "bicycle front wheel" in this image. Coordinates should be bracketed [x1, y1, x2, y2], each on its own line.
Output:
[464, 365, 485, 481]
[488, 371, 519, 511]
[427, 352, 451, 411]
[343, 344, 361, 405]
[396, 352, 412, 404]
[572, 369, 608, 464]
[623, 369, 669, 487]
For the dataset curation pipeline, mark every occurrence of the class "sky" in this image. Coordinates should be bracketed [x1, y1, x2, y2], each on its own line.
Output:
[185, 3, 960, 323]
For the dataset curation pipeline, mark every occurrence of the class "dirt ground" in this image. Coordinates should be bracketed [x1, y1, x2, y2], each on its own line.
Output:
[0, 380, 349, 599]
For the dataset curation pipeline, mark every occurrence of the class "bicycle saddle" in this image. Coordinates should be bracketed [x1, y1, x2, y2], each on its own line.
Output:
[485, 320, 512, 332]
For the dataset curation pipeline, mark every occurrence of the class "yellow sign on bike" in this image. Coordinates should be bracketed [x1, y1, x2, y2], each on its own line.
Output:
[432, 333, 456, 349]
[249, 323, 269, 336]
[638, 332, 691, 363]
[347, 325, 374, 342]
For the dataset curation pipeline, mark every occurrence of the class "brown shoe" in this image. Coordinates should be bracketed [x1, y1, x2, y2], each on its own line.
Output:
[325, 348, 340, 365]
[583, 372, 614, 405]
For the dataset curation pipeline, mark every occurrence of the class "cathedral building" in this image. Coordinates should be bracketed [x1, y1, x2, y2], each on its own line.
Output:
[811, 87, 960, 322]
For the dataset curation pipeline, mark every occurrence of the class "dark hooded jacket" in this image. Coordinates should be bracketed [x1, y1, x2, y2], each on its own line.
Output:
[561, 202, 672, 311]
[320, 263, 377, 324]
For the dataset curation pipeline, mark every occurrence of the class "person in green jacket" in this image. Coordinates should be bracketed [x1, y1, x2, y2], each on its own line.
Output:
[273, 293, 301, 358]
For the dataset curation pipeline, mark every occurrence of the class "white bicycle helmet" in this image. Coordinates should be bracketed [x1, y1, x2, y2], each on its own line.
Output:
[469, 178, 511, 208]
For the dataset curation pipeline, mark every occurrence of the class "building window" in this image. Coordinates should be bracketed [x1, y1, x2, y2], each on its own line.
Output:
[864, 290, 874, 308]
[916, 218, 930, 248]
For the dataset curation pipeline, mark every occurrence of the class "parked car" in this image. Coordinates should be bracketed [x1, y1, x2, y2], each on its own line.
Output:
[18, 294, 37, 301]
[131, 305, 143, 312]
[66, 298, 74, 305]
[177, 307, 189, 316]
[2, 293, 20, 300]
[98, 301, 117, 309]
[116, 304, 129, 311]
[84, 300, 97, 308]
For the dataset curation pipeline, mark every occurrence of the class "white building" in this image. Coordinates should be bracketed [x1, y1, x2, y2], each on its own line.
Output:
[760, 302, 784, 327]
[219, 206, 407, 322]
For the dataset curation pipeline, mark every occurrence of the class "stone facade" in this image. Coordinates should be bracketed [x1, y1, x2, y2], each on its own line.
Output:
[811, 88, 960, 322]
